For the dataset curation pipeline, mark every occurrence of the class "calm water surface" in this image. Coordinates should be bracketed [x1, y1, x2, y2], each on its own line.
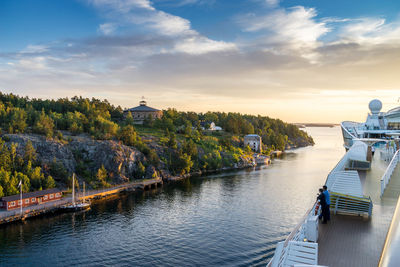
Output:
[0, 127, 344, 266]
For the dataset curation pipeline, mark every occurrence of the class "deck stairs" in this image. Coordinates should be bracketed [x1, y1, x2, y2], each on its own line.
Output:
[326, 170, 363, 197]
[270, 241, 318, 267]
[326, 170, 373, 216]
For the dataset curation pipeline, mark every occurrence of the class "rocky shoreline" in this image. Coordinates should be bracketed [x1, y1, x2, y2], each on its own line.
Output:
[2, 133, 274, 188]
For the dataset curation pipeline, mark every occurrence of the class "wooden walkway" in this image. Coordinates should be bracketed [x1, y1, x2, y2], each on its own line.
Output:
[0, 178, 163, 225]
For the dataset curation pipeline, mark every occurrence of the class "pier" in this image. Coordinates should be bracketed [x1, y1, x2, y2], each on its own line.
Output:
[0, 178, 163, 225]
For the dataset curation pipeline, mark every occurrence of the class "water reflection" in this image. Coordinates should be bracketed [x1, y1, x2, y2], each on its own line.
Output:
[0, 127, 344, 267]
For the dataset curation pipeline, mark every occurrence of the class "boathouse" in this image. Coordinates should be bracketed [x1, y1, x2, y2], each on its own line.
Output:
[0, 188, 62, 211]
[124, 98, 162, 124]
[244, 134, 262, 152]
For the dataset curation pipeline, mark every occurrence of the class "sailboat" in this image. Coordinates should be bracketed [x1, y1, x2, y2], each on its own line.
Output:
[62, 173, 91, 212]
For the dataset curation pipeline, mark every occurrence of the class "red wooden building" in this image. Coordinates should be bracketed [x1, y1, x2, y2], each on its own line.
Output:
[0, 188, 62, 211]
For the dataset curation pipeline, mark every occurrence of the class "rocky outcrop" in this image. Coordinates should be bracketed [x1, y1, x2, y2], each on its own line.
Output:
[3, 133, 259, 187]
[4, 133, 147, 184]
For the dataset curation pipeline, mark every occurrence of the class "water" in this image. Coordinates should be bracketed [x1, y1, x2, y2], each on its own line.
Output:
[0, 127, 345, 266]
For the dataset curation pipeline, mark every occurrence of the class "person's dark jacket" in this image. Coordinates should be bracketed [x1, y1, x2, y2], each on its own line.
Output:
[317, 192, 327, 207]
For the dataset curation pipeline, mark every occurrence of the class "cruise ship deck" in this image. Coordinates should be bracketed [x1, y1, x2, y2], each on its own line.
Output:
[318, 149, 400, 266]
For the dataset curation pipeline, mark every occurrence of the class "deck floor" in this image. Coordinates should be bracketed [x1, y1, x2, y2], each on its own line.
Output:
[318, 149, 400, 267]
[318, 204, 395, 267]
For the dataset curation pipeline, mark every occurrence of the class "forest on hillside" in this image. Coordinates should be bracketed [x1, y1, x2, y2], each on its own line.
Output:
[0, 92, 314, 197]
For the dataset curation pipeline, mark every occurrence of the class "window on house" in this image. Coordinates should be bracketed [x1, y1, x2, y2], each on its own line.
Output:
[32, 198, 36, 202]
[44, 195, 48, 200]
[56, 193, 61, 197]
[10, 201, 15, 207]
[25, 199, 29, 204]
[18, 200, 22, 205]
[50, 194, 54, 199]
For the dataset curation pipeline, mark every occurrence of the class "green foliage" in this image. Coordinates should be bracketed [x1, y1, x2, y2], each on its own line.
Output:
[168, 150, 193, 175]
[44, 175, 56, 189]
[118, 125, 137, 146]
[182, 139, 198, 158]
[24, 141, 37, 163]
[96, 165, 110, 188]
[90, 115, 119, 139]
[201, 151, 223, 170]
[33, 110, 55, 138]
[49, 158, 69, 182]
[167, 132, 177, 149]
[136, 161, 146, 179]
[7, 107, 27, 133]
[0, 137, 54, 197]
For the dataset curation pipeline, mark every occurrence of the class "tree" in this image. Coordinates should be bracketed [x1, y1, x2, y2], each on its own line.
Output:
[183, 139, 198, 158]
[43, 175, 56, 189]
[10, 143, 18, 171]
[14, 172, 30, 193]
[29, 166, 44, 190]
[169, 151, 193, 175]
[96, 165, 109, 187]
[167, 132, 177, 149]
[136, 161, 146, 179]
[24, 141, 37, 163]
[8, 108, 27, 133]
[117, 125, 137, 146]
[33, 110, 54, 138]
[125, 112, 135, 126]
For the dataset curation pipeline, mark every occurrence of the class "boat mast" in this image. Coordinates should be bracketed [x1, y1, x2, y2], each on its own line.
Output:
[72, 173, 75, 205]
[83, 182, 85, 203]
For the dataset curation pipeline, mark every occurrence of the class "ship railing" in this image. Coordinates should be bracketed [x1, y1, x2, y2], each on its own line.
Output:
[268, 203, 319, 267]
[341, 121, 364, 139]
[380, 149, 400, 197]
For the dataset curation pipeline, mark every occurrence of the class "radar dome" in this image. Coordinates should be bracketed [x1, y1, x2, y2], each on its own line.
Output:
[369, 99, 382, 114]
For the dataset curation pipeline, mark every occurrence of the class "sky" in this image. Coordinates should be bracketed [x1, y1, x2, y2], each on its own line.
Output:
[1, 0, 400, 123]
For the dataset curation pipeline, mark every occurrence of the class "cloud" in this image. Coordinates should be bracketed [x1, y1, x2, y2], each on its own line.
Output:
[88, 0, 236, 54]
[89, 0, 154, 12]
[4, 2, 400, 123]
[98, 23, 117, 35]
[239, 6, 330, 53]
[174, 36, 237, 55]
[21, 45, 49, 54]
[265, 0, 279, 7]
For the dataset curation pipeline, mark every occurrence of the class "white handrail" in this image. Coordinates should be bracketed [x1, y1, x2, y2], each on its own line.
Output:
[268, 202, 317, 267]
[381, 149, 400, 197]
[341, 121, 359, 139]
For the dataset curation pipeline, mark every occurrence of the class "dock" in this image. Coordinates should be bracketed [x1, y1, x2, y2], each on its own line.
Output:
[0, 178, 163, 225]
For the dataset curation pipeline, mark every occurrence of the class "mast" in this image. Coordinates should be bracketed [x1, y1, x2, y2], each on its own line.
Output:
[72, 173, 75, 205]
[83, 182, 85, 203]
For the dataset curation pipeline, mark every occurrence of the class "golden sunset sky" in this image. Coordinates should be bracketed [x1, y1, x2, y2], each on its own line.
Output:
[2, 0, 400, 123]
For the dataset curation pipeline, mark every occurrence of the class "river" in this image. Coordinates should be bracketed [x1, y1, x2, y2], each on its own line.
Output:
[0, 127, 344, 266]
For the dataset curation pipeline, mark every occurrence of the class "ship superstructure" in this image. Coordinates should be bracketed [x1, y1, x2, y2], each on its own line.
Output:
[268, 100, 400, 267]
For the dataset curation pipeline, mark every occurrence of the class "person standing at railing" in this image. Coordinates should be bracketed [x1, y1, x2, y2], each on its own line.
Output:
[323, 185, 331, 221]
[317, 188, 328, 224]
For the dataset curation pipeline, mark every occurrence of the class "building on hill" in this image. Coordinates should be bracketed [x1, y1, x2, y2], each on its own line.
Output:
[200, 121, 222, 131]
[0, 188, 62, 211]
[244, 134, 262, 152]
[124, 99, 163, 124]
